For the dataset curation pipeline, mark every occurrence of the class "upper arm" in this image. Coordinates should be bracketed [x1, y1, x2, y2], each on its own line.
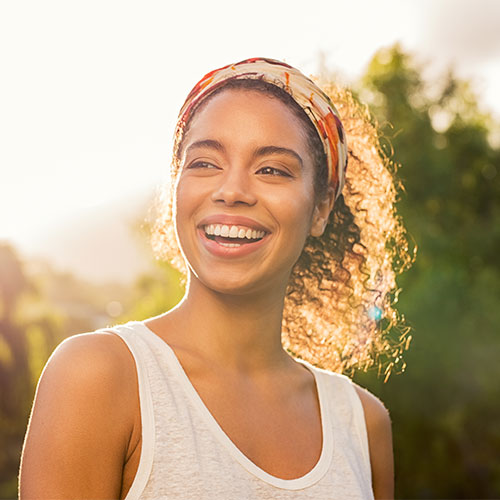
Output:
[354, 384, 394, 500]
[19, 332, 137, 499]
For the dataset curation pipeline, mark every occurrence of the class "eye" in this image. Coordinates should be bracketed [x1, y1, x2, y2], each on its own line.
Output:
[187, 161, 220, 170]
[257, 166, 291, 177]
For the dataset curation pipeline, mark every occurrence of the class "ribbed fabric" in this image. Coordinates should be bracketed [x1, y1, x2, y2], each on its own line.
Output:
[101, 321, 374, 499]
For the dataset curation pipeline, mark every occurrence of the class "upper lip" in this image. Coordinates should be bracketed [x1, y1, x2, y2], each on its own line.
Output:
[198, 214, 271, 233]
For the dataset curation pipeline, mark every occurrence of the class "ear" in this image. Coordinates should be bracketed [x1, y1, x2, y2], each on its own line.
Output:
[310, 187, 335, 237]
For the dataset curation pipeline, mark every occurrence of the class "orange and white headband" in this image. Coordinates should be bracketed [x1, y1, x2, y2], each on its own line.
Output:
[177, 57, 348, 200]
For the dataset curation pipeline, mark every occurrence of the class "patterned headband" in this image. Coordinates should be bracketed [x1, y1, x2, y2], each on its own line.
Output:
[177, 57, 348, 200]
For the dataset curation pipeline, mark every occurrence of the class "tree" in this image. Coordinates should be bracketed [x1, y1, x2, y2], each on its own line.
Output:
[0, 244, 34, 496]
[354, 45, 500, 498]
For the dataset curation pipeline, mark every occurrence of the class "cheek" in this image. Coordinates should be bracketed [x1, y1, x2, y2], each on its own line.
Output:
[280, 177, 316, 226]
[173, 178, 198, 244]
[174, 175, 204, 219]
[174, 180, 188, 219]
[269, 187, 316, 251]
[288, 200, 315, 243]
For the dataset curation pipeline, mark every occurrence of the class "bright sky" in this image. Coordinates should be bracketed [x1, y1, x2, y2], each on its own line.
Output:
[1, 0, 500, 257]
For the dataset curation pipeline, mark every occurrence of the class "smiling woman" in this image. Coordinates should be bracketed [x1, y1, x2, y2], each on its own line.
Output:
[19, 58, 413, 500]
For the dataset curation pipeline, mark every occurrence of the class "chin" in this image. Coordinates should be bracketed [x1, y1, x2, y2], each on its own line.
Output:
[190, 267, 282, 298]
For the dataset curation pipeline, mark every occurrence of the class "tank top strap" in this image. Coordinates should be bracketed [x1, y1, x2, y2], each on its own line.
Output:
[311, 366, 372, 484]
[95, 323, 156, 500]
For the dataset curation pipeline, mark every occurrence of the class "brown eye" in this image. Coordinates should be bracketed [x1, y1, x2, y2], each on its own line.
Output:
[257, 166, 291, 177]
[188, 161, 219, 169]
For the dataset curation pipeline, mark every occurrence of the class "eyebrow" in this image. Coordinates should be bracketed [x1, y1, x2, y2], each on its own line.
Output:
[184, 140, 303, 168]
[253, 146, 303, 168]
[184, 139, 225, 157]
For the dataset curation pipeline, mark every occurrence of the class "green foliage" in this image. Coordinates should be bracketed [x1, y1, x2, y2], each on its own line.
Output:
[353, 45, 500, 498]
[0, 244, 151, 498]
[119, 261, 185, 323]
[0, 244, 54, 498]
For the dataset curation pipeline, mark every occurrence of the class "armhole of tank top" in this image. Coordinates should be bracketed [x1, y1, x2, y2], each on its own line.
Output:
[106, 328, 156, 500]
[343, 377, 373, 485]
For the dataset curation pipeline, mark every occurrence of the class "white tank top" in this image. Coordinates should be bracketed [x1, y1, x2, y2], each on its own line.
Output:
[102, 321, 374, 499]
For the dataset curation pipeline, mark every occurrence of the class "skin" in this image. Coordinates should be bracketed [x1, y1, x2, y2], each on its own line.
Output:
[19, 90, 394, 499]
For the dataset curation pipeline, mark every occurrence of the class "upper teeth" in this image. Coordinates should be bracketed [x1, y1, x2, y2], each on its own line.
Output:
[204, 224, 266, 239]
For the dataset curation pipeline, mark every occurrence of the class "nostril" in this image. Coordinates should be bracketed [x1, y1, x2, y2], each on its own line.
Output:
[211, 190, 257, 206]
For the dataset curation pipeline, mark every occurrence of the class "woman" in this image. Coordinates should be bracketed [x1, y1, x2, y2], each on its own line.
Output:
[20, 58, 412, 499]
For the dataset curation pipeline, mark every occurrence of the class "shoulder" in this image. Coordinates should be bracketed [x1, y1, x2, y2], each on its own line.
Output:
[20, 330, 139, 497]
[353, 382, 394, 499]
[32, 330, 139, 435]
[43, 330, 136, 393]
[353, 383, 391, 432]
[53, 329, 134, 367]
[314, 368, 391, 428]
[311, 368, 394, 497]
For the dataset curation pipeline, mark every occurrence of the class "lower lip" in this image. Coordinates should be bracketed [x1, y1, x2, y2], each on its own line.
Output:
[198, 228, 270, 258]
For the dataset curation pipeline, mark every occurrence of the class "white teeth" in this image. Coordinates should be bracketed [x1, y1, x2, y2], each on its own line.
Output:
[219, 242, 241, 248]
[203, 224, 267, 240]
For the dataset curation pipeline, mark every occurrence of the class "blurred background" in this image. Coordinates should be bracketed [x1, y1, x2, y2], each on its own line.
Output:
[1, 1, 499, 498]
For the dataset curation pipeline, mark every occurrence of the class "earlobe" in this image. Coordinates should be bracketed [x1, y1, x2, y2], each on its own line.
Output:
[310, 212, 328, 237]
[310, 188, 335, 237]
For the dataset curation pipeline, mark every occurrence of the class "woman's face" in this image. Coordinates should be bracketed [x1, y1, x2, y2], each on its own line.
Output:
[175, 89, 327, 296]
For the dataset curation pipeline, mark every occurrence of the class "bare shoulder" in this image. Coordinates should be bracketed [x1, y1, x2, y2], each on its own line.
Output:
[353, 383, 391, 430]
[46, 330, 135, 384]
[35, 331, 138, 406]
[19, 330, 138, 499]
[32, 329, 140, 444]
[353, 382, 394, 500]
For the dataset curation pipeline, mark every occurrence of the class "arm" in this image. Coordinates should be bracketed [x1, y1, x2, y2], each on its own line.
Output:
[19, 332, 138, 499]
[354, 384, 394, 500]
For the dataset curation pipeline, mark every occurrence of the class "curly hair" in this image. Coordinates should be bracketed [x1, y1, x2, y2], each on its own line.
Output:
[152, 78, 415, 379]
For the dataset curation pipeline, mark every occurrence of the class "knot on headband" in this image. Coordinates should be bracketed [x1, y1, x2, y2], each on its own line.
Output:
[177, 57, 348, 200]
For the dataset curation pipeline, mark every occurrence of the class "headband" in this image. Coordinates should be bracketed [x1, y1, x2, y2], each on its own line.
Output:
[177, 57, 348, 200]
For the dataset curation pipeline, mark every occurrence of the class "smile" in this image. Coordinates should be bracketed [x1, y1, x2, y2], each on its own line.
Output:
[197, 223, 270, 257]
[203, 224, 267, 247]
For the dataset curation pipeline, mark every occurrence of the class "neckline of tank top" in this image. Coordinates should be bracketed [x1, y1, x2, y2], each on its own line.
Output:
[126, 320, 335, 491]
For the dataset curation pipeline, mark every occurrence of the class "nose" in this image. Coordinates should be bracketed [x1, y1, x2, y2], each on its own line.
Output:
[211, 168, 257, 206]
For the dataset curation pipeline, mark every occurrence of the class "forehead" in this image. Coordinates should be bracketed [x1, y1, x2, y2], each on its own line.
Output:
[181, 89, 309, 154]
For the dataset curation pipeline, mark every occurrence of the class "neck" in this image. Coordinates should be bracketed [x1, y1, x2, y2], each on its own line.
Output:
[165, 274, 293, 373]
